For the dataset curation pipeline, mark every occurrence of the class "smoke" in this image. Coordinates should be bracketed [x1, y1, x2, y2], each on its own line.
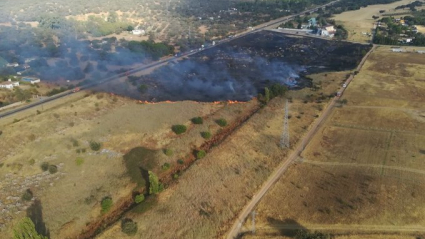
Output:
[0, 23, 371, 102]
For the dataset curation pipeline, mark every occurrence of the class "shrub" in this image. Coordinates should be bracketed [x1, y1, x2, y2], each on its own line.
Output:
[196, 150, 206, 159]
[21, 189, 33, 201]
[71, 139, 79, 147]
[101, 197, 113, 213]
[148, 171, 163, 195]
[0, 130, 2, 136]
[134, 194, 145, 204]
[173, 173, 179, 179]
[191, 117, 203, 124]
[28, 159, 35, 165]
[201, 131, 212, 139]
[216, 118, 227, 127]
[48, 165, 58, 174]
[161, 163, 171, 171]
[163, 148, 173, 156]
[82, 148, 87, 153]
[90, 141, 102, 151]
[121, 218, 138, 236]
[171, 125, 187, 135]
[75, 157, 84, 166]
[40, 162, 49, 171]
[177, 159, 184, 165]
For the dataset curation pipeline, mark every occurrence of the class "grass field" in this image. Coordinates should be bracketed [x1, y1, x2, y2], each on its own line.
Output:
[241, 46, 425, 238]
[94, 70, 348, 239]
[333, 0, 414, 43]
[0, 91, 249, 238]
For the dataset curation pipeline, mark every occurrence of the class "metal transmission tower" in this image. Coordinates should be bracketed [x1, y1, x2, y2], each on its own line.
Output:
[280, 99, 290, 148]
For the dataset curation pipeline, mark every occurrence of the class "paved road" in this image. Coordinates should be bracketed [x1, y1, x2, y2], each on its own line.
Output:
[225, 45, 376, 239]
[0, 0, 341, 119]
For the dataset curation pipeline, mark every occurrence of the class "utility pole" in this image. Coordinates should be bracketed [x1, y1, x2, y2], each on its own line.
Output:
[251, 211, 257, 234]
[280, 99, 290, 148]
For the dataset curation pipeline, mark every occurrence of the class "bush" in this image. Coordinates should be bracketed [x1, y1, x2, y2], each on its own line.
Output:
[101, 197, 113, 213]
[163, 148, 173, 156]
[75, 157, 84, 166]
[121, 218, 138, 235]
[134, 194, 145, 204]
[71, 139, 79, 147]
[216, 118, 227, 127]
[148, 171, 163, 195]
[90, 141, 102, 151]
[177, 159, 184, 164]
[161, 163, 171, 171]
[48, 165, 58, 174]
[21, 189, 33, 201]
[191, 117, 203, 124]
[201, 131, 212, 139]
[171, 125, 187, 135]
[0, 130, 2, 136]
[40, 162, 49, 171]
[196, 150, 206, 159]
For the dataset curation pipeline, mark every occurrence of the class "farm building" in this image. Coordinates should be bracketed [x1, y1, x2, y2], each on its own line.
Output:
[0, 80, 19, 89]
[132, 29, 145, 35]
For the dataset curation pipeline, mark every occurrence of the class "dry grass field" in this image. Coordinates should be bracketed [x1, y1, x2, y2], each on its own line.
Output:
[333, 0, 414, 43]
[0, 90, 258, 238]
[241, 46, 425, 238]
[95, 71, 347, 239]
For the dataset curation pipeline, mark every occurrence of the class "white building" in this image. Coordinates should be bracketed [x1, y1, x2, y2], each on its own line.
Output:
[132, 29, 146, 35]
[0, 80, 20, 89]
[22, 77, 41, 84]
[6, 62, 19, 67]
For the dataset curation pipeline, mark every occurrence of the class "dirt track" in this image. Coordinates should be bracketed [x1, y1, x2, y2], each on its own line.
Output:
[226, 45, 377, 239]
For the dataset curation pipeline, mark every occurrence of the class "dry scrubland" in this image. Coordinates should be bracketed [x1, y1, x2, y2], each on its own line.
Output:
[96, 71, 345, 239]
[0, 91, 250, 238]
[242, 46, 425, 238]
[333, 0, 414, 43]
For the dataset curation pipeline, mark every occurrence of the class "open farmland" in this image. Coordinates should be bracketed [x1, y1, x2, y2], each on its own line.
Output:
[241, 46, 425, 238]
[333, 0, 414, 43]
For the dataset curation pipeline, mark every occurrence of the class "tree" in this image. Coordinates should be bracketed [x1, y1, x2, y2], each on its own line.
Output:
[191, 117, 203, 124]
[171, 125, 187, 135]
[14, 217, 47, 239]
[121, 218, 138, 235]
[101, 197, 113, 213]
[134, 194, 145, 204]
[264, 87, 270, 103]
[148, 171, 162, 194]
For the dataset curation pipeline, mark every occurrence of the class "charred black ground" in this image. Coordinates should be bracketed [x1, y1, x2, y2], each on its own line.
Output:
[101, 31, 371, 101]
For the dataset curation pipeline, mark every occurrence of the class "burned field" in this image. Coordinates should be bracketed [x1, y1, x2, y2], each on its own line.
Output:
[106, 31, 371, 102]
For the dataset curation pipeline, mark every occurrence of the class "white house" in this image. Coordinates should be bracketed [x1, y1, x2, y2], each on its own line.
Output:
[22, 77, 41, 84]
[0, 80, 20, 89]
[132, 29, 146, 35]
[6, 62, 19, 67]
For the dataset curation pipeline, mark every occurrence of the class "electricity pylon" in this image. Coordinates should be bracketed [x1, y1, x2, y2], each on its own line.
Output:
[280, 99, 290, 148]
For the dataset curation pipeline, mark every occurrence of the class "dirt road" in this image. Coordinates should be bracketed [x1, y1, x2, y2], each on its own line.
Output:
[225, 46, 377, 239]
[255, 223, 425, 234]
